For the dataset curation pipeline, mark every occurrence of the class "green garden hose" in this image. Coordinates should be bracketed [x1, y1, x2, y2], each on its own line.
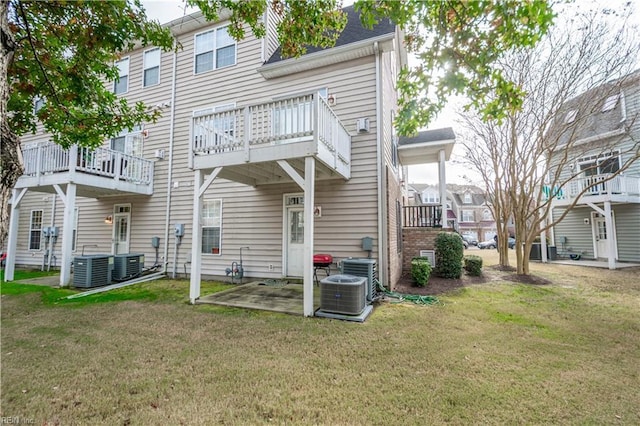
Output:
[376, 280, 439, 305]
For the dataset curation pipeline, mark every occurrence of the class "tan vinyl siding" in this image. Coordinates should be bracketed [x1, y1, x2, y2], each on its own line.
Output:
[553, 207, 596, 259]
[613, 204, 640, 262]
[263, 7, 282, 61]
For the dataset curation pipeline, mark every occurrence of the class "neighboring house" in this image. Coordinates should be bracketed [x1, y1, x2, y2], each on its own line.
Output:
[5, 6, 456, 316]
[407, 183, 496, 242]
[546, 70, 640, 267]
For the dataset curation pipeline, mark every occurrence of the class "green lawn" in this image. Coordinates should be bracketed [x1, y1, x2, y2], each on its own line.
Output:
[1, 254, 639, 425]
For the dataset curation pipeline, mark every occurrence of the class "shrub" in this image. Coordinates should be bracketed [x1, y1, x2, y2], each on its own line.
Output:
[411, 257, 432, 287]
[463, 255, 483, 276]
[434, 232, 464, 279]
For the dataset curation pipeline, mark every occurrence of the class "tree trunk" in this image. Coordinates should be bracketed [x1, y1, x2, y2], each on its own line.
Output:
[1, 0, 22, 249]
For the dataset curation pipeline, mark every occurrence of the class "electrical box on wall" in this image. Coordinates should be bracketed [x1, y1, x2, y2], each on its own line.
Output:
[175, 223, 185, 237]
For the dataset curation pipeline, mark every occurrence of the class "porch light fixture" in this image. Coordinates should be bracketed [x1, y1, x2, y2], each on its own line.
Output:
[105, 215, 113, 225]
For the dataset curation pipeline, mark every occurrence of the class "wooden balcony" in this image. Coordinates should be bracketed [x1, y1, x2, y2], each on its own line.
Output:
[546, 174, 640, 207]
[402, 205, 443, 228]
[189, 93, 351, 185]
[16, 143, 154, 197]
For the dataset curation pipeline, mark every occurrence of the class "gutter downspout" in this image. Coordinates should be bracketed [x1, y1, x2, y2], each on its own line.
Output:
[47, 195, 56, 270]
[374, 41, 388, 288]
[163, 42, 179, 274]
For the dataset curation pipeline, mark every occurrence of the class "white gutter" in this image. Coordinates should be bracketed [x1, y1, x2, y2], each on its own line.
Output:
[374, 41, 388, 288]
[259, 33, 395, 79]
[162, 42, 179, 274]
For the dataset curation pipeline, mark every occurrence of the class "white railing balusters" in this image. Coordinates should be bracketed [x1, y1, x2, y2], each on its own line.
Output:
[19, 142, 153, 186]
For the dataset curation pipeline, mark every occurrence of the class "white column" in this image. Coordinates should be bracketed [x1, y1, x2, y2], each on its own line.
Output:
[438, 149, 446, 227]
[189, 169, 204, 303]
[59, 183, 76, 287]
[604, 201, 616, 270]
[303, 157, 315, 317]
[5, 189, 27, 281]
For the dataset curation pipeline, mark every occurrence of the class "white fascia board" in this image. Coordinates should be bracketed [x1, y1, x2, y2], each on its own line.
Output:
[258, 33, 395, 79]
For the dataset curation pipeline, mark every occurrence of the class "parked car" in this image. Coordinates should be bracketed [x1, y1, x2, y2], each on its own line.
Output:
[462, 236, 478, 246]
[508, 237, 516, 249]
[478, 240, 496, 249]
[456, 234, 469, 249]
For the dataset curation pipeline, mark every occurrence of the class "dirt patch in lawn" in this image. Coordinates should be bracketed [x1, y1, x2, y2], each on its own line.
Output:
[503, 273, 552, 285]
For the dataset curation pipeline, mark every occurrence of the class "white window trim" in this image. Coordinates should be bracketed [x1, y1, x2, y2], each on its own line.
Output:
[193, 25, 237, 75]
[464, 192, 472, 204]
[29, 209, 43, 251]
[461, 210, 474, 223]
[201, 199, 223, 255]
[578, 150, 620, 175]
[142, 48, 161, 88]
[114, 57, 130, 95]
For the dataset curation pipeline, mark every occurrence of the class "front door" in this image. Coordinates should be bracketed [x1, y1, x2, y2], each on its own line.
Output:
[112, 204, 131, 254]
[593, 214, 609, 259]
[286, 207, 304, 277]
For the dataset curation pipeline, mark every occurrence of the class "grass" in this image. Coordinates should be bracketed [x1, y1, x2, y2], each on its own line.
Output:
[1, 252, 639, 425]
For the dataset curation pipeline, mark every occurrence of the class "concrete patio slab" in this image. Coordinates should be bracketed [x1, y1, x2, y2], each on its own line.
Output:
[197, 281, 321, 316]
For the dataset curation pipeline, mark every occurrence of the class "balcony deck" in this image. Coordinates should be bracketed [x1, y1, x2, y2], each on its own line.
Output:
[16, 144, 154, 198]
[546, 174, 640, 207]
[189, 93, 351, 186]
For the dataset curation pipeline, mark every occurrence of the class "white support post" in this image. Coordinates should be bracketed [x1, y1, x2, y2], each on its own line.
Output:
[59, 183, 76, 287]
[604, 201, 616, 270]
[5, 189, 28, 281]
[190, 169, 204, 303]
[438, 149, 446, 227]
[303, 157, 315, 317]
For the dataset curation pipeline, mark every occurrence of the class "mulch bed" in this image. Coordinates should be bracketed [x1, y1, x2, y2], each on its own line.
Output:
[392, 267, 551, 296]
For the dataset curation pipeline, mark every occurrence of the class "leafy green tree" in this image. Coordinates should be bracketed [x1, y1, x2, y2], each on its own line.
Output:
[1, 0, 555, 248]
[1, 0, 174, 246]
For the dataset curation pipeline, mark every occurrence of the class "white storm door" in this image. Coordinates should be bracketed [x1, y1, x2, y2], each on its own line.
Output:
[594, 215, 609, 259]
[113, 212, 131, 255]
[286, 207, 304, 277]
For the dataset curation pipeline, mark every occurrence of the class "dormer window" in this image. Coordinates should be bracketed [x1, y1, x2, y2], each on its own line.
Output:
[464, 192, 472, 204]
[422, 191, 439, 204]
[601, 94, 619, 112]
[564, 109, 578, 124]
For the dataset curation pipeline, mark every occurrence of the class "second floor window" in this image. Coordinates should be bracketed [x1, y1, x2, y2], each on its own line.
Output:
[143, 48, 160, 87]
[462, 210, 474, 222]
[483, 209, 492, 221]
[195, 26, 236, 74]
[114, 57, 129, 94]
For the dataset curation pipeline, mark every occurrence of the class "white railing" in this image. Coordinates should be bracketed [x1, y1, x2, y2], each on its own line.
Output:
[544, 174, 640, 201]
[21, 143, 153, 185]
[191, 93, 351, 167]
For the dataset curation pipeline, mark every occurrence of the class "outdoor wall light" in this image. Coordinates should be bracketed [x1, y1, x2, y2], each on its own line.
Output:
[105, 215, 113, 225]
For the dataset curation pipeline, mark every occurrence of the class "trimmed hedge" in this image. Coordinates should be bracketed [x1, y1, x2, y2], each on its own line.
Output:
[463, 255, 483, 276]
[411, 257, 432, 287]
[434, 232, 464, 279]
